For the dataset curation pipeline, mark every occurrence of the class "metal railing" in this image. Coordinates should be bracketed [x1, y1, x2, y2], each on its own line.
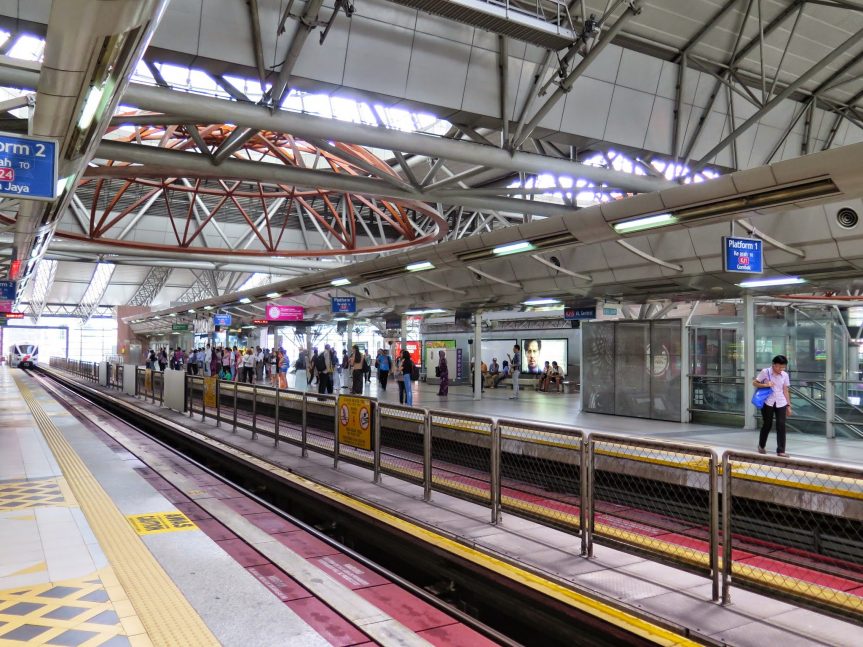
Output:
[45, 362, 863, 621]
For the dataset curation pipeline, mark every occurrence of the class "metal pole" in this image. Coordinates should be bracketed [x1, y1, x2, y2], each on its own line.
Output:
[201, 378, 206, 423]
[188, 376, 193, 417]
[474, 312, 482, 401]
[579, 436, 588, 556]
[587, 437, 595, 558]
[721, 452, 732, 604]
[333, 397, 340, 469]
[232, 381, 238, 433]
[373, 401, 381, 483]
[743, 294, 756, 430]
[709, 450, 720, 602]
[216, 378, 221, 427]
[251, 383, 258, 440]
[826, 321, 835, 439]
[490, 421, 501, 524]
[274, 386, 281, 448]
[301, 392, 307, 456]
[423, 410, 432, 502]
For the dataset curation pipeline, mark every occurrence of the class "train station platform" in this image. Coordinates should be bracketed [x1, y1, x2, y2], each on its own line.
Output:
[0, 366, 502, 646]
[30, 363, 863, 646]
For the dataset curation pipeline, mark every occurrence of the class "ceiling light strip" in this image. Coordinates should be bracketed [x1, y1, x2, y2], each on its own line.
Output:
[616, 240, 683, 272]
[467, 265, 521, 288]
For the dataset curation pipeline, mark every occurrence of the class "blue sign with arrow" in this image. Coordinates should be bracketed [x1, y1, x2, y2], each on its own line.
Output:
[0, 132, 59, 201]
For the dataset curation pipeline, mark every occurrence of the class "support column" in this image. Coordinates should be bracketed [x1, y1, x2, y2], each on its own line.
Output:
[474, 312, 482, 401]
[826, 321, 835, 439]
[743, 295, 756, 430]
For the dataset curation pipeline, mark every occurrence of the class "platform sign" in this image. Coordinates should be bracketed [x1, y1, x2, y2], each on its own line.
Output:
[337, 395, 373, 451]
[0, 132, 59, 200]
[331, 296, 356, 314]
[564, 306, 596, 320]
[213, 313, 232, 327]
[0, 280, 16, 301]
[172, 323, 189, 332]
[203, 376, 217, 408]
[723, 236, 763, 273]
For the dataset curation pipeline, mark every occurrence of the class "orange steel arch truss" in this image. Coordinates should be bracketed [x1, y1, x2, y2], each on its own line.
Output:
[65, 122, 447, 257]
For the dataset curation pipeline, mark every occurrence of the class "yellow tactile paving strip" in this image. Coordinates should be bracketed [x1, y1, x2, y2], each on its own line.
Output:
[14, 374, 219, 647]
[0, 478, 71, 511]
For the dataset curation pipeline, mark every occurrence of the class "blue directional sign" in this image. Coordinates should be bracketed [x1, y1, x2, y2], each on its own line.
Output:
[213, 314, 232, 326]
[331, 296, 356, 314]
[0, 280, 16, 300]
[0, 132, 59, 201]
[723, 236, 763, 273]
[564, 306, 596, 320]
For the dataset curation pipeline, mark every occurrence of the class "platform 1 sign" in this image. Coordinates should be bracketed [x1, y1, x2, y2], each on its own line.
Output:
[331, 296, 356, 313]
[0, 132, 59, 200]
[723, 236, 763, 273]
[337, 395, 373, 451]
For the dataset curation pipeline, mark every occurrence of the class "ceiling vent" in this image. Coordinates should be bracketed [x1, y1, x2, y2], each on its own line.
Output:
[837, 207, 859, 229]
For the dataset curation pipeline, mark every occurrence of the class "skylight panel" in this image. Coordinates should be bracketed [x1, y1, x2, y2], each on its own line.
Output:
[7, 34, 45, 62]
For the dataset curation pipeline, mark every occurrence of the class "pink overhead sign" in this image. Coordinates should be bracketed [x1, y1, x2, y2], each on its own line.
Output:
[266, 303, 304, 321]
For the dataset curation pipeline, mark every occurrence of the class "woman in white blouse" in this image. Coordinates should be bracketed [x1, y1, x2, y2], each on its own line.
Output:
[752, 354, 792, 457]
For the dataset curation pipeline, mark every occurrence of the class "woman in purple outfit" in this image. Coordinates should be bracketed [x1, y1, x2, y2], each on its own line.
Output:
[436, 350, 449, 396]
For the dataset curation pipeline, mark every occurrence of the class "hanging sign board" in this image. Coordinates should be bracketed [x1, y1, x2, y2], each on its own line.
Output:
[172, 323, 189, 332]
[0, 132, 59, 200]
[723, 236, 763, 273]
[266, 304, 304, 321]
[213, 314, 232, 326]
[0, 280, 17, 300]
[337, 395, 373, 451]
[564, 306, 596, 320]
[331, 296, 356, 313]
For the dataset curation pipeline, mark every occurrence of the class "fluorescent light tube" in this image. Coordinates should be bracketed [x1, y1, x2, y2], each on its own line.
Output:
[203, 305, 213, 310]
[78, 85, 104, 130]
[239, 297, 252, 304]
[493, 241, 535, 256]
[331, 278, 351, 286]
[522, 298, 561, 306]
[266, 292, 280, 298]
[613, 213, 677, 234]
[406, 261, 434, 272]
[187, 309, 195, 313]
[737, 277, 806, 288]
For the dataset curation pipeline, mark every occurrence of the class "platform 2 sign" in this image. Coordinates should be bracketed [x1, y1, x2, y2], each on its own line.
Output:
[723, 236, 763, 273]
[0, 132, 59, 200]
[337, 395, 373, 451]
[0, 280, 16, 301]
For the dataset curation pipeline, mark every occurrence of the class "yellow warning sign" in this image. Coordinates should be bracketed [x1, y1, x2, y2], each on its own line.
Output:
[127, 511, 196, 535]
[203, 375, 217, 408]
[337, 395, 373, 451]
[144, 368, 153, 392]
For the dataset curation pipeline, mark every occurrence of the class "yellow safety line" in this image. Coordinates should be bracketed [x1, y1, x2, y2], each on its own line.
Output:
[731, 562, 863, 612]
[595, 448, 711, 473]
[728, 470, 863, 501]
[14, 374, 219, 647]
[161, 424, 699, 646]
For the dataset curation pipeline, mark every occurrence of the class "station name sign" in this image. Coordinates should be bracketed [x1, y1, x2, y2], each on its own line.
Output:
[723, 236, 763, 273]
[0, 132, 59, 200]
[564, 306, 596, 320]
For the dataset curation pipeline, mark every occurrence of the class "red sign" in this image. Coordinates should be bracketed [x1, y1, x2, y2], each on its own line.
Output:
[0, 167, 15, 182]
[252, 319, 269, 325]
[0, 311, 23, 319]
[265, 304, 304, 321]
[394, 341, 422, 367]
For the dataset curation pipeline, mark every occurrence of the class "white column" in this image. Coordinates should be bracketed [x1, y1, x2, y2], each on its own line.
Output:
[474, 312, 482, 401]
[826, 321, 835, 439]
[743, 295, 756, 430]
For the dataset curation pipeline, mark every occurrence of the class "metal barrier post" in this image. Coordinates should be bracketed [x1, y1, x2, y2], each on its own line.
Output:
[232, 381, 238, 432]
[709, 450, 720, 602]
[188, 377, 193, 417]
[151, 373, 156, 405]
[216, 379, 221, 427]
[373, 402, 381, 483]
[587, 437, 595, 558]
[333, 396, 340, 469]
[251, 384, 257, 440]
[423, 410, 432, 502]
[490, 421, 501, 524]
[274, 387, 281, 447]
[578, 435, 589, 556]
[721, 452, 732, 604]
[201, 378, 206, 423]
[301, 392, 307, 457]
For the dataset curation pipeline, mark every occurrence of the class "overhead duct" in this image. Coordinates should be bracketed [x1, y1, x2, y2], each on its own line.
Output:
[5, 0, 168, 295]
[456, 230, 580, 263]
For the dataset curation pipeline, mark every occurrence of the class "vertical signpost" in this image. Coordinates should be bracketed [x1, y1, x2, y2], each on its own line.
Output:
[0, 132, 59, 201]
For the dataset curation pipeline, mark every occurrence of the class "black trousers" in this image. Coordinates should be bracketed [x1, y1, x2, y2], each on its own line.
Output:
[379, 370, 389, 389]
[397, 378, 405, 403]
[352, 369, 363, 394]
[318, 372, 332, 394]
[759, 404, 787, 453]
[242, 366, 255, 383]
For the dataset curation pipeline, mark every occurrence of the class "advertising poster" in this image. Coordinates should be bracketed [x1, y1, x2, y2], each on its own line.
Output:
[266, 304, 305, 321]
[480, 339, 517, 371]
[337, 395, 373, 450]
[425, 340, 455, 371]
[394, 341, 422, 367]
[520, 338, 568, 376]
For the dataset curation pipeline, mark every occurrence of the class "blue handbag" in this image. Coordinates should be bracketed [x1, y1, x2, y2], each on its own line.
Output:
[751, 387, 771, 408]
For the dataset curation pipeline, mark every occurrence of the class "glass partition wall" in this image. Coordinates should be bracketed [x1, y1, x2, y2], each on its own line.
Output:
[689, 304, 862, 439]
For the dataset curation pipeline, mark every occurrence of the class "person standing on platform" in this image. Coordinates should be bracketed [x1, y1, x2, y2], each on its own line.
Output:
[294, 350, 307, 390]
[242, 348, 255, 383]
[351, 345, 364, 394]
[363, 351, 372, 383]
[394, 352, 405, 403]
[332, 346, 342, 392]
[203, 344, 212, 376]
[187, 348, 197, 375]
[401, 350, 414, 406]
[211, 348, 220, 378]
[507, 344, 521, 400]
[342, 350, 350, 389]
[221, 347, 231, 379]
[255, 346, 264, 382]
[753, 355, 792, 457]
[278, 350, 289, 389]
[377, 349, 390, 390]
[436, 350, 449, 396]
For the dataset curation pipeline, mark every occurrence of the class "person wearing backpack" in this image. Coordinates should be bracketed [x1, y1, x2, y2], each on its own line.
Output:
[400, 349, 414, 406]
[752, 355, 792, 457]
[315, 346, 332, 394]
